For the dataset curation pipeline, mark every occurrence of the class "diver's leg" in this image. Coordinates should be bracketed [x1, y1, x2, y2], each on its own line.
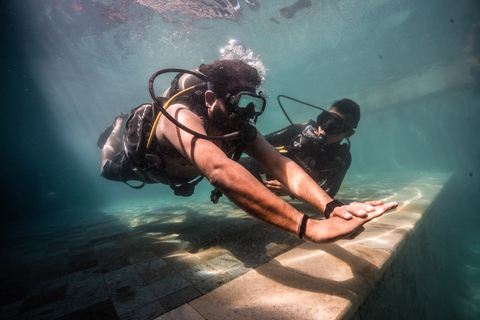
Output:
[101, 112, 128, 170]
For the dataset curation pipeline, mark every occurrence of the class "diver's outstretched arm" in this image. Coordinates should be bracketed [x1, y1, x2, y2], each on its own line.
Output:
[246, 132, 397, 220]
[160, 105, 397, 243]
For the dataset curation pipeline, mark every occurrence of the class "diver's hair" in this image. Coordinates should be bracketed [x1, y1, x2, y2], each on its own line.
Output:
[198, 59, 261, 98]
[329, 98, 361, 129]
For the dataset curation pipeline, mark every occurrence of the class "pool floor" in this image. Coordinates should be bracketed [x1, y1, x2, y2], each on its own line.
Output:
[0, 172, 450, 319]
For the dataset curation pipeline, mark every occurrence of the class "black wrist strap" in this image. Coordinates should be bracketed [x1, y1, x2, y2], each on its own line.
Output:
[296, 214, 309, 239]
[324, 200, 344, 219]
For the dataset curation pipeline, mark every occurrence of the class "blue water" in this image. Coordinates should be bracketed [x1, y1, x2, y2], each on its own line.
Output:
[1, 0, 480, 318]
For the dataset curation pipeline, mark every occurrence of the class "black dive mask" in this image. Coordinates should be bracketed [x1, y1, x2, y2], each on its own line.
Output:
[224, 87, 266, 144]
[316, 111, 352, 136]
[224, 88, 266, 119]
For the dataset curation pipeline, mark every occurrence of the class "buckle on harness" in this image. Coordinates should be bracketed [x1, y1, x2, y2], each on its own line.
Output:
[170, 176, 204, 197]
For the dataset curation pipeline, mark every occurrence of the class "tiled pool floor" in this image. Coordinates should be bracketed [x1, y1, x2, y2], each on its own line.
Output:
[0, 173, 419, 320]
[0, 198, 305, 319]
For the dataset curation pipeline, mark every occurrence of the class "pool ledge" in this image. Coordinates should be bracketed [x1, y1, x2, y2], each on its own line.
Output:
[155, 172, 452, 320]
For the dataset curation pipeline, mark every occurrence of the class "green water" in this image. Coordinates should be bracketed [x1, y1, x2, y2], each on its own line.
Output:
[1, 0, 479, 318]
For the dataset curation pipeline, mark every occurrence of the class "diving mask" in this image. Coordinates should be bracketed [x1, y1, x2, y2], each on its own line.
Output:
[225, 89, 266, 118]
[317, 111, 353, 136]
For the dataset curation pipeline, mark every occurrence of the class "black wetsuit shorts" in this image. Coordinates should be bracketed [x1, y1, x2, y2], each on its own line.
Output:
[101, 152, 145, 182]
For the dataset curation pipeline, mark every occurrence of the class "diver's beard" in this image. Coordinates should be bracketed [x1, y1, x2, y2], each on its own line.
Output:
[209, 108, 241, 134]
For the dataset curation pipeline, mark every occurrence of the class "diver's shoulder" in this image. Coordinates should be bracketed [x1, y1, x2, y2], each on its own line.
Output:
[167, 102, 198, 113]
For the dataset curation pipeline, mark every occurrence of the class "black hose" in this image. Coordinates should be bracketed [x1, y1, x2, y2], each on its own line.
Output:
[277, 94, 351, 148]
[277, 94, 327, 125]
[148, 68, 241, 141]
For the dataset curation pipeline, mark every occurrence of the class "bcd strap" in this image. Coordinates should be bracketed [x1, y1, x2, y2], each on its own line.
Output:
[119, 169, 147, 189]
[171, 176, 205, 197]
[122, 180, 146, 189]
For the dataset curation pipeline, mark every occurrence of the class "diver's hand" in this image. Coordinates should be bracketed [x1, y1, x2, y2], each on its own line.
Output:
[305, 202, 398, 243]
[265, 180, 291, 196]
[330, 200, 398, 220]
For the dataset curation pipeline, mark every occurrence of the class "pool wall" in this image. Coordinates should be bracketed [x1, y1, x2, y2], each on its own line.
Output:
[352, 175, 458, 319]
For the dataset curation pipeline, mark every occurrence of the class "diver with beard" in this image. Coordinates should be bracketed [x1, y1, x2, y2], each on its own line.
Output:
[240, 98, 359, 198]
[98, 60, 396, 243]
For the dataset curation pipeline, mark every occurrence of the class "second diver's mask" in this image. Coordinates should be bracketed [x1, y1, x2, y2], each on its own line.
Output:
[316, 111, 353, 136]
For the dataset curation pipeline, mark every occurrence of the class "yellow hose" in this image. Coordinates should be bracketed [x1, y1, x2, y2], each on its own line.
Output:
[146, 86, 196, 150]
